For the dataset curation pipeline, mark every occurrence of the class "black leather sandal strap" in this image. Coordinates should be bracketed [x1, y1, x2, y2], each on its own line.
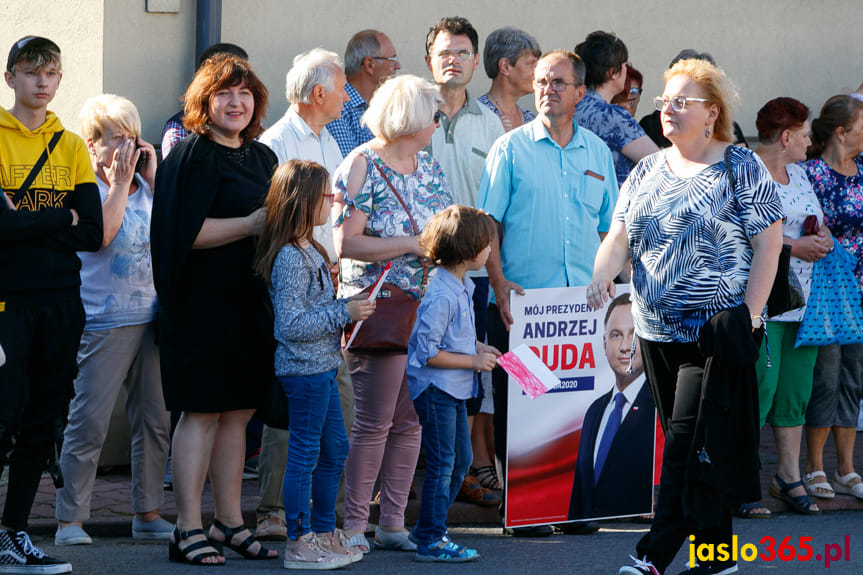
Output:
[177, 527, 206, 540]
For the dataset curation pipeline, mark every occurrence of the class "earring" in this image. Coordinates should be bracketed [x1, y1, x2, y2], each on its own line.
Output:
[705, 127, 711, 138]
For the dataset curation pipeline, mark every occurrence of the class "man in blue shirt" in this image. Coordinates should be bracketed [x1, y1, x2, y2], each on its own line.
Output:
[326, 30, 400, 157]
[478, 49, 617, 536]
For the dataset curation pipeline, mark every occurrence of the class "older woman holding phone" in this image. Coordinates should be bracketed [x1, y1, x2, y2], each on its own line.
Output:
[333, 74, 451, 555]
[151, 54, 279, 566]
[54, 94, 171, 546]
[589, 58, 784, 575]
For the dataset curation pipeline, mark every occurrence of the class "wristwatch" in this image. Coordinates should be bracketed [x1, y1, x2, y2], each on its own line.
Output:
[751, 314, 764, 330]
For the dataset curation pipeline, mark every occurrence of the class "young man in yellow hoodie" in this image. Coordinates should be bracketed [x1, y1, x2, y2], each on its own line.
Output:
[0, 36, 102, 575]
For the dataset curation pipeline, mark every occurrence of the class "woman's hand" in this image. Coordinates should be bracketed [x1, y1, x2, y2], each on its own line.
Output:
[245, 207, 267, 236]
[586, 279, 616, 310]
[790, 234, 831, 262]
[346, 294, 375, 321]
[103, 137, 136, 189]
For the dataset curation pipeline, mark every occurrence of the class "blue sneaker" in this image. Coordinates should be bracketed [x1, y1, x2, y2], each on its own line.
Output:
[415, 536, 478, 562]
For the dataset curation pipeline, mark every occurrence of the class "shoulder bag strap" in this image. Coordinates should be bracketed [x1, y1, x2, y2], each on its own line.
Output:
[11, 130, 64, 205]
[723, 145, 735, 190]
[365, 154, 429, 286]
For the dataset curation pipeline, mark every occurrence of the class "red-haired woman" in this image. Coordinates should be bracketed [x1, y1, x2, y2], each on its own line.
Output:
[151, 54, 279, 565]
[745, 97, 828, 517]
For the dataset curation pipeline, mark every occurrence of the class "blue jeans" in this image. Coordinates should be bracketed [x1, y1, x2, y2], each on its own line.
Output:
[280, 370, 348, 538]
[410, 385, 472, 544]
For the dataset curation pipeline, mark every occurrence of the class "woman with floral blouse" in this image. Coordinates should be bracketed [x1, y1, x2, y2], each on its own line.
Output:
[802, 94, 863, 502]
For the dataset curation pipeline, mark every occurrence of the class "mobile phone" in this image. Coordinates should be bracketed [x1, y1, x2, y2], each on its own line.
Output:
[134, 148, 147, 173]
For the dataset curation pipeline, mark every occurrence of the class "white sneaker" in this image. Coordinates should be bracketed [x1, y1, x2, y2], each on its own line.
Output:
[283, 532, 352, 570]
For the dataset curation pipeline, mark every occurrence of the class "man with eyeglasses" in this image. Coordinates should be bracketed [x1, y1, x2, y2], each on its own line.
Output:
[478, 49, 617, 537]
[423, 15, 506, 510]
[326, 29, 400, 157]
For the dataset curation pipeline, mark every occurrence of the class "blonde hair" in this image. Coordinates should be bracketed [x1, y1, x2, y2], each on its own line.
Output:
[664, 58, 738, 143]
[361, 74, 442, 142]
[79, 94, 141, 141]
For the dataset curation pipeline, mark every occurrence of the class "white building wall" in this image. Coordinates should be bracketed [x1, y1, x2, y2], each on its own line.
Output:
[2, 1, 862, 145]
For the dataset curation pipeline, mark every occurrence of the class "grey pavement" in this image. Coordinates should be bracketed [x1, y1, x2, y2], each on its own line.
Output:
[26, 513, 863, 575]
[2, 426, 861, 573]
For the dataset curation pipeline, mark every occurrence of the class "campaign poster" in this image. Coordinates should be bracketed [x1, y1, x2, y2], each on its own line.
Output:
[504, 286, 663, 528]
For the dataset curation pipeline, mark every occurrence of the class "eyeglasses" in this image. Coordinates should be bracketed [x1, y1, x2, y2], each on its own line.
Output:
[372, 56, 399, 64]
[433, 111, 442, 125]
[433, 49, 474, 62]
[653, 96, 710, 112]
[533, 78, 581, 92]
[323, 193, 335, 202]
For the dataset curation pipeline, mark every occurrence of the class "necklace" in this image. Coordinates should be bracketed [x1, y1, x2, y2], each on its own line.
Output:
[487, 93, 521, 131]
[373, 142, 417, 175]
[221, 143, 248, 166]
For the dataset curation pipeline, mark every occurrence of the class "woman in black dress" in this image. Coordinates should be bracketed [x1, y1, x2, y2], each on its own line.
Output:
[151, 54, 278, 565]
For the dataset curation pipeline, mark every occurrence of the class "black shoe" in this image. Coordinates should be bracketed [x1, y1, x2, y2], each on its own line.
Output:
[677, 561, 738, 574]
[502, 524, 554, 537]
[0, 530, 71, 574]
[555, 521, 600, 535]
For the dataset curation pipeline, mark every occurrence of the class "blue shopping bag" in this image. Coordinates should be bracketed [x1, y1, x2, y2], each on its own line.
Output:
[795, 243, 863, 347]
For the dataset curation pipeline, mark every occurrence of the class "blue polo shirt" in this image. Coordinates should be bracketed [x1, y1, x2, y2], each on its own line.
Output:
[478, 117, 618, 303]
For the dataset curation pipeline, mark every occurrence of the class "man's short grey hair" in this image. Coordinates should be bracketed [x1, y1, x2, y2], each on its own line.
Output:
[344, 30, 381, 76]
[362, 75, 442, 142]
[483, 27, 541, 79]
[286, 48, 342, 105]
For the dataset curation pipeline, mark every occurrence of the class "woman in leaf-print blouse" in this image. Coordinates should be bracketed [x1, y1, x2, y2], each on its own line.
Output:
[588, 58, 783, 575]
[801, 94, 863, 503]
[332, 75, 451, 554]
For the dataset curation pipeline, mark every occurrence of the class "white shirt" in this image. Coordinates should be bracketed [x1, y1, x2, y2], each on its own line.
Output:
[593, 374, 647, 466]
[259, 107, 344, 262]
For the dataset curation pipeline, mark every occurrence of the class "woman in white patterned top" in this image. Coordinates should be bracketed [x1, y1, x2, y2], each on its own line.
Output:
[748, 97, 831, 517]
[589, 58, 784, 575]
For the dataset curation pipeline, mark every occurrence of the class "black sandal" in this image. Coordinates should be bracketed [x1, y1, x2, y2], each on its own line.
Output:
[168, 526, 225, 566]
[470, 465, 502, 491]
[768, 474, 820, 515]
[209, 519, 277, 560]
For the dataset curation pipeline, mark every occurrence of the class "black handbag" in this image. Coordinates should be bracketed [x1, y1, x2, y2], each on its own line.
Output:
[256, 376, 290, 430]
[724, 146, 804, 317]
[767, 244, 805, 317]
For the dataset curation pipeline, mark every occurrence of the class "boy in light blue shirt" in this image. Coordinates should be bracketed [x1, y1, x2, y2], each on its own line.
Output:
[407, 205, 500, 562]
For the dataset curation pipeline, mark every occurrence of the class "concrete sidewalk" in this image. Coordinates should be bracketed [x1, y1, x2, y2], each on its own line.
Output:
[5, 426, 861, 538]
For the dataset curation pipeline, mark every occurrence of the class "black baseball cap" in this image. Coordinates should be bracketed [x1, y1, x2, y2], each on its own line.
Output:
[7, 36, 61, 72]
